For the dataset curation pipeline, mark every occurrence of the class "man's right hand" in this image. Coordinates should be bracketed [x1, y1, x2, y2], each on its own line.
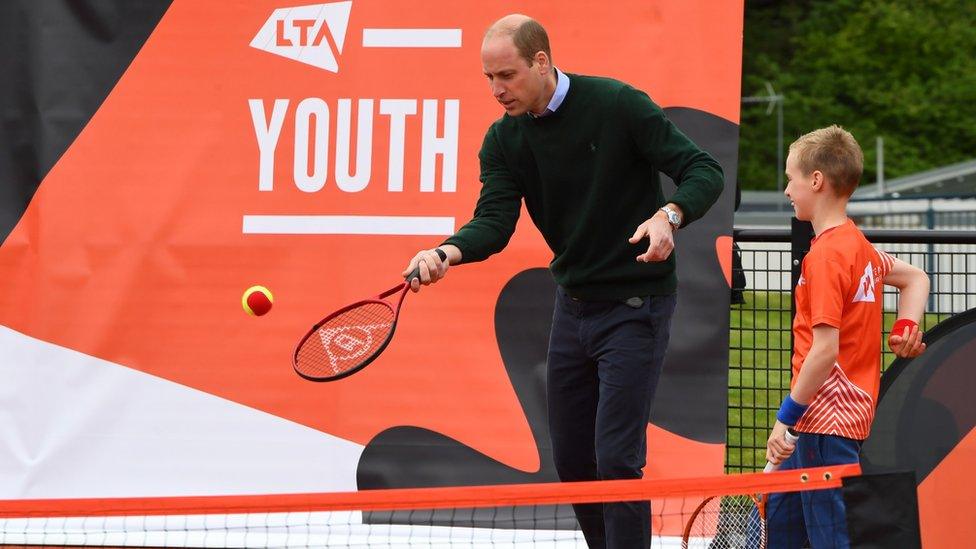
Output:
[402, 245, 461, 292]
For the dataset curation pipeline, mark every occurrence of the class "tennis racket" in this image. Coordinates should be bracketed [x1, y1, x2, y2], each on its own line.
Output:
[681, 429, 799, 549]
[293, 249, 447, 382]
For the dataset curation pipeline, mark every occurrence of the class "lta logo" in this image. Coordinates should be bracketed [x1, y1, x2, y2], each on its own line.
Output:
[250, 2, 463, 73]
[250, 2, 353, 72]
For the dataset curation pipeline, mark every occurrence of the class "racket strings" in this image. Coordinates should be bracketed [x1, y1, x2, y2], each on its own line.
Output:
[683, 495, 765, 549]
[295, 302, 395, 379]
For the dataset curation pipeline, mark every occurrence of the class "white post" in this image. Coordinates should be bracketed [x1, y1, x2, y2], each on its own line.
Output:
[877, 136, 885, 196]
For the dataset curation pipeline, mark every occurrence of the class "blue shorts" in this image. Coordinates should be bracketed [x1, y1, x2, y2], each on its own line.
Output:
[764, 432, 861, 549]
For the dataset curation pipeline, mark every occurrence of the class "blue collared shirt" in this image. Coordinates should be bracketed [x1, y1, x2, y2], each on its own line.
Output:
[530, 68, 569, 118]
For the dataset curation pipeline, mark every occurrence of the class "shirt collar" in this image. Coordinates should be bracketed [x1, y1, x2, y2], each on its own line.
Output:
[811, 218, 853, 244]
[529, 68, 569, 118]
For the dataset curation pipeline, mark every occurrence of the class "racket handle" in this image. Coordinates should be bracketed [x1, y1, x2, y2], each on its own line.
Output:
[405, 248, 449, 282]
[763, 428, 800, 473]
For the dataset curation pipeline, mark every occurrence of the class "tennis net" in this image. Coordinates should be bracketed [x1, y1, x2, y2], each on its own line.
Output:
[0, 464, 858, 548]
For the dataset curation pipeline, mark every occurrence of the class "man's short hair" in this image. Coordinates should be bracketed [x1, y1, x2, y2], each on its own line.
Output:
[512, 20, 551, 67]
[789, 125, 864, 196]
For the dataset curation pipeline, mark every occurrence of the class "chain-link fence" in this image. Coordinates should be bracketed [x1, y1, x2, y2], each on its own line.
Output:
[727, 226, 976, 472]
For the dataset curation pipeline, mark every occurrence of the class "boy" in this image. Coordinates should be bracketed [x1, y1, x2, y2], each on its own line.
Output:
[764, 125, 930, 548]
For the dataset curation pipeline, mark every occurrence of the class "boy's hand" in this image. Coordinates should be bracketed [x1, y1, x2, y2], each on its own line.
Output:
[766, 420, 796, 465]
[889, 322, 926, 358]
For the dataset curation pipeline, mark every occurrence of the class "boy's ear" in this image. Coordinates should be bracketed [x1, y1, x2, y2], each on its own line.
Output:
[810, 170, 826, 192]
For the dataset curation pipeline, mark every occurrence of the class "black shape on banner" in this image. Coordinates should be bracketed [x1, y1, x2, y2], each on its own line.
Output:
[650, 108, 738, 443]
[842, 471, 921, 549]
[358, 269, 575, 529]
[359, 108, 739, 520]
[860, 308, 976, 482]
[358, 269, 556, 489]
[0, 0, 172, 244]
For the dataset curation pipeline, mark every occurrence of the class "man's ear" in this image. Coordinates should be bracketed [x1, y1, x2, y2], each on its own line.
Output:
[534, 51, 550, 73]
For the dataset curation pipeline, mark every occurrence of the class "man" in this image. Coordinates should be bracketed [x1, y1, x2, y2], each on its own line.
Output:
[402, 14, 724, 548]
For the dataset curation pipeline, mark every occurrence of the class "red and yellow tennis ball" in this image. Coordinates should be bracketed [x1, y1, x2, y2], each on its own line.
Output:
[242, 285, 274, 316]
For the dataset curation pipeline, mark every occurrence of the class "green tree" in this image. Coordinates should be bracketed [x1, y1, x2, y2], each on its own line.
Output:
[739, 0, 976, 190]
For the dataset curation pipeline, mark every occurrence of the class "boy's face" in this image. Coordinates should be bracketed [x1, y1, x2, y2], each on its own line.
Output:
[784, 151, 819, 221]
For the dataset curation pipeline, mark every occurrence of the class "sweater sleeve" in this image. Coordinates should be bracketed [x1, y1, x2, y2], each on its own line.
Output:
[441, 124, 522, 264]
[618, 85, 725, 227]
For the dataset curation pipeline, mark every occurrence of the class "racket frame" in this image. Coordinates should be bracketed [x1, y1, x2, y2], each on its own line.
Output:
[291, 248, 447, 381]
[680, 492, 767, 548]
[292, 282, 409, 382]
[680, 429, 799, 548]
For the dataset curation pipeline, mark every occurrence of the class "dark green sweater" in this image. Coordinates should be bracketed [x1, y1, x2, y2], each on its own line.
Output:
[443, 74, 724, 300]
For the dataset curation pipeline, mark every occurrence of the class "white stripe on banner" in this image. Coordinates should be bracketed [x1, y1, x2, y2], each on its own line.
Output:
[242, 215, 456, 236]
[0, 324, 363, 498]
[362, 28, 462, 48]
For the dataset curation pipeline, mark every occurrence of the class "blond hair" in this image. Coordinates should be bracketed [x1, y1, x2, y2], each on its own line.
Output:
[789, 125, 863, 196]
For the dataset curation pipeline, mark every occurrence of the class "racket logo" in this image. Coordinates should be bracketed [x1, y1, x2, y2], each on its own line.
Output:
[317, 324, 388, 373]
[332, 332, 366, 352]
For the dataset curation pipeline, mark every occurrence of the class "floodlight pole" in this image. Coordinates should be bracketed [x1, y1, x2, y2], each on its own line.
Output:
[777, 92, 783, 196]
[877, 136, 885, 196]
[742, 81, 785, 208]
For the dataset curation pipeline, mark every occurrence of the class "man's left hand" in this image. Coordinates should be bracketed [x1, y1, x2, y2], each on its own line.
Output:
[629, 211, 674, 262]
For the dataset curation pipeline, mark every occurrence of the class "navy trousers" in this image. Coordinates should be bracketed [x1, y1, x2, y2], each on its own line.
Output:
[547, 288, 676, 549]
[764, 433, 861, 549]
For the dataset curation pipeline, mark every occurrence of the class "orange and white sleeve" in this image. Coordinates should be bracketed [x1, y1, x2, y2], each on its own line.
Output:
[875, 248, 896, 280]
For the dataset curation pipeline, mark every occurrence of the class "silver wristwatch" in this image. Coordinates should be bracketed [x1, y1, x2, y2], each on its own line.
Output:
[659, 206, 681, 230]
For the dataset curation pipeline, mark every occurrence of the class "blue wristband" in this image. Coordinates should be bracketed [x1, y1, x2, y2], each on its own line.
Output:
[776, 395, 809, 426]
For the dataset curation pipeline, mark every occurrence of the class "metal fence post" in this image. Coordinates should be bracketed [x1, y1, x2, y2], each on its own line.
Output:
[926, 201, 937, 311]
[790, 217, 814, 360]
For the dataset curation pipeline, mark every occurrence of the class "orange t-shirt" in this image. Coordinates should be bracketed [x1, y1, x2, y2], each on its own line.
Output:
[791, 219, 895, 440]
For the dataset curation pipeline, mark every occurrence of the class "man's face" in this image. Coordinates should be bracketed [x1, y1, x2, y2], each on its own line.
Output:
[481, 36, 547, 116]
